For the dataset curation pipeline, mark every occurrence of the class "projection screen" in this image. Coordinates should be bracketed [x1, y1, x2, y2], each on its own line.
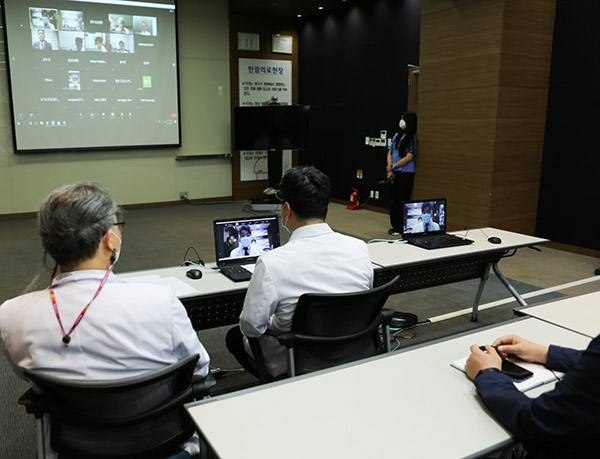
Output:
[1, 0, 181, 152]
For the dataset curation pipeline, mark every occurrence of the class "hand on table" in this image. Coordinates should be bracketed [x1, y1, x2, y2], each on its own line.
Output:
[492, 334, 549, 365]
[465, 345, 502, 380]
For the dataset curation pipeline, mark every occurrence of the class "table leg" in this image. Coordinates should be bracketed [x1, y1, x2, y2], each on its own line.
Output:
[471, 261, 493, 322]
[492, 261, 528, 307]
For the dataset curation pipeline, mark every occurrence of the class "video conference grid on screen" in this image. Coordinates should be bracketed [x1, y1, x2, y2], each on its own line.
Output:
[215, 217, 280, 261]
[2, 0, 180, 152]
[403, 199, 446, 234]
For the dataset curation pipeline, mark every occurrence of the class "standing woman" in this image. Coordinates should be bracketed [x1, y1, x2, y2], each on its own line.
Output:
[386, 111, 417, 236]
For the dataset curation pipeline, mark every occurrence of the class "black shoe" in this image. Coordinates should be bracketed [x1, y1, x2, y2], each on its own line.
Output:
[388, 228, 400, 236]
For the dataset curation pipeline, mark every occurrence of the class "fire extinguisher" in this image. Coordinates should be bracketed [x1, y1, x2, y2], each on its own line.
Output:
[346, 188, 362, 210]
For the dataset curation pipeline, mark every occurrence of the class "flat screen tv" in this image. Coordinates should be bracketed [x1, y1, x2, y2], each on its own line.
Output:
[234, 105, 310, 151]
[1, 0, 181, 153]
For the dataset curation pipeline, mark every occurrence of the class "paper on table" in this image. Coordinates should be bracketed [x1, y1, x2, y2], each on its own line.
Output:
[451, 357, 563, 392]
[121, 275, 199, 296]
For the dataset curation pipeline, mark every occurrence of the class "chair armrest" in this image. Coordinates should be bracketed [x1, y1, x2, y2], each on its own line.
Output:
[18, 388, 45, 419]
[380, 308, 395, 326]
[192, 373, 216, 399]
[264, 329, 296, 348]
[274, 332, 296, 348]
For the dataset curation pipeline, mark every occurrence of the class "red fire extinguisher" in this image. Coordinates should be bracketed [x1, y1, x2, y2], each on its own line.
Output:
[346, 188, 362, 210]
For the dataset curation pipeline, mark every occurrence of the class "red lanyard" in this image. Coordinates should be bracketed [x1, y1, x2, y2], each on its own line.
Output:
[49, 265, 113, 346]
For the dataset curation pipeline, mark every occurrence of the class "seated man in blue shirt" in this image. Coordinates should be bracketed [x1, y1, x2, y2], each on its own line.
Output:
[465, 334, 600, 458]
[226, 166, 374, 379]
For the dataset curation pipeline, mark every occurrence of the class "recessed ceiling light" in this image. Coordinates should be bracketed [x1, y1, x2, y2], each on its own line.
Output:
[318, 6, 324, 10]
[297, 14, 302, 17]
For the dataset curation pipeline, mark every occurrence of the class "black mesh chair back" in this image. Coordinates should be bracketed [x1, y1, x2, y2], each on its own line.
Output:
[287, 276, 398, 375]
[23, 354, 201, 459]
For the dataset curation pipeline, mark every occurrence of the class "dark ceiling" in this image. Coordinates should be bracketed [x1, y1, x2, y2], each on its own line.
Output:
[229, 0, 353, 19]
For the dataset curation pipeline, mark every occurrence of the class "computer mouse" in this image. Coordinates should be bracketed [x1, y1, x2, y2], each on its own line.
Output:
[488, 237, 502, 244]
[186, 269, 203, 280]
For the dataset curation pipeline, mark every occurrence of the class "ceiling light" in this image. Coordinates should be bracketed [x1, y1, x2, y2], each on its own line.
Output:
[318, 6, 324, 10]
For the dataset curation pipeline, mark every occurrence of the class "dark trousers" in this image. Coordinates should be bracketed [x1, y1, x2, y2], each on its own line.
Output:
[225, 326, 259, 378]
[389, 172, 415, 231]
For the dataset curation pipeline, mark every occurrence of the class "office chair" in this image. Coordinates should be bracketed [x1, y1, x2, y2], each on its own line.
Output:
[249, 276, 399, 384]
[18, 354, 216, 459]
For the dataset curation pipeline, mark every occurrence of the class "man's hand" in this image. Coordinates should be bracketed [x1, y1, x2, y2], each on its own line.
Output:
[492, 335, 549, 364]
[465, 344, 502, 380]
[386, 170, 394, 179]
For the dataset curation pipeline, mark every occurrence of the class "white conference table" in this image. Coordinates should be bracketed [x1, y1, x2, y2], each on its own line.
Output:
[368, 227, 548, 320]
[118, 264, 248, 330]
[185, 318, 590, 459]
[515, 290, 600, 338]
[118, 227, 548, 328]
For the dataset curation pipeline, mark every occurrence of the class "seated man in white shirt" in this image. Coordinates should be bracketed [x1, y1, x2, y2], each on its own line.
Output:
[0, 182, 210, 457]
[226, 166, 374, 378]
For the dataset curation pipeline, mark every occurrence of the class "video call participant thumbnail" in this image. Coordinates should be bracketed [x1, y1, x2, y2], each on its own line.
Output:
[33, 29, 52, 50]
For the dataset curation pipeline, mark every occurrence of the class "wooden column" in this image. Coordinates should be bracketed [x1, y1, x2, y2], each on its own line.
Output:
[228, 13, 299, 201]
[415, 0, 555, 234]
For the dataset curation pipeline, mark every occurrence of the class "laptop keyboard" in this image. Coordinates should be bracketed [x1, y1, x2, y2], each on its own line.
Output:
[416, 234, 465, 243]
[409, 233, 474, 248]
[221, 265, 250, 275]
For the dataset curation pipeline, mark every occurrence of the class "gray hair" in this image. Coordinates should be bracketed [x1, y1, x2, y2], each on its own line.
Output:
[37, 182, 119, 267]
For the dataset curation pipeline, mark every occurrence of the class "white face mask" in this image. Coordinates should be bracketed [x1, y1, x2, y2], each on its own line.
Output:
[240, 236, 251, 248]
[281, 216, 291, 235]
[281, 205, 291, 234]
[399, 119, 407, 130]
[112, 231, 122, 264]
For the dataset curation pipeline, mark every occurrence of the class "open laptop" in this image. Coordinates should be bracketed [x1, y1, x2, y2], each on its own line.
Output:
[401, 198, 473, 249]
[213, 214, 280, 282]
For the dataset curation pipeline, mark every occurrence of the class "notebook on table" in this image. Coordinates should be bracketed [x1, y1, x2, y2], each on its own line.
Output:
[213, 214, 280, 282]
[402, 198, 473, 249]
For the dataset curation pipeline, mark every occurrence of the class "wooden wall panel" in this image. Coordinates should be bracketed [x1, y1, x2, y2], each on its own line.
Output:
[417, 141, 495, 172]
[415, 168, 493, 230]
[418, 54, 501, 94]
[418, 86, 499, 142]
[417, 0, 555, 234]
[490, 169, 542, 234]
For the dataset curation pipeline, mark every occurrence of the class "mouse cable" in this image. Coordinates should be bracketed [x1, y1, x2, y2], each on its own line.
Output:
[181, 247, 221, 272]
[181, 260, 221, 272]
[479, 228, 491, 238]
[367, 238, 408, 244]
[456, 224, 471, 238]
[182, 246, 203, 265]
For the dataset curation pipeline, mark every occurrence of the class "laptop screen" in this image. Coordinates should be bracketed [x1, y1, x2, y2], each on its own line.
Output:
[214, 214, 280, 263]
[402, 199, 447, 236]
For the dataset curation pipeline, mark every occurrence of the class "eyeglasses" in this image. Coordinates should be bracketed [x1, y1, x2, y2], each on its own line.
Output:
[114, 221, 126, 229]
